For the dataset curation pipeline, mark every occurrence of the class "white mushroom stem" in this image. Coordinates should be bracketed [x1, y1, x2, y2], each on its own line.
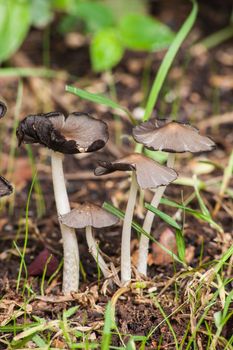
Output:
[137, 153, 176, 276]
[121, 171, 138, 285]
[51, 151, 80, 294]
[85, 225, 111, 278]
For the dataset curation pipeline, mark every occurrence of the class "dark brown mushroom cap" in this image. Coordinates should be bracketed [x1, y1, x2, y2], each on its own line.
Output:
[94, 153, 177, 189]
[133, 119, 216, 153]
[60, 202, 119, 229]
[0, 101, 7, 118]
[16, 112, 109, 154]
[0, 175, 13, 197]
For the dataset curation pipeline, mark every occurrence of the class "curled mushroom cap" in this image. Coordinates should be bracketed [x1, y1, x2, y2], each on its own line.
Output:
[95, 153, 177, 189]
[60, 202, 119, 229]
[0, 101, 7, 118]
[133, 119, 216, 153]
[0, 175, 13, 197]
[16, 112, 109, 154]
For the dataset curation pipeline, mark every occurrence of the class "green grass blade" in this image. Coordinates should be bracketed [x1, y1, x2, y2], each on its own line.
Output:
[143, 0, 198, 121]
[101, 302, 114, 350]
[16, 173, 37, 293]
[145, 202, 181, 230]
[65, 85, 136, 124]
[103, 202, 186, 266]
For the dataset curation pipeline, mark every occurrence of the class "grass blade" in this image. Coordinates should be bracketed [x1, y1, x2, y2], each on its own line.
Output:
[145, 202, 181, 230]
[65, 85, 136, 124]
[143, 0, 198, 121]
[103, 202, 186, 266]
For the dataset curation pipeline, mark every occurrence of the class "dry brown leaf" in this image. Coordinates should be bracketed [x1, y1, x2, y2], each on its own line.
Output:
[149, 228, 178, 265]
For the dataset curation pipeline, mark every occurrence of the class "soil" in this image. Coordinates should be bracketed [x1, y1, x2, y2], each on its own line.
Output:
[0, 1, 232, 349]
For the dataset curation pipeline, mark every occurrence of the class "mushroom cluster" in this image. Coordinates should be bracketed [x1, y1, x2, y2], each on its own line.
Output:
[16, 104, 216, 294]
[133, 118, 215, 276]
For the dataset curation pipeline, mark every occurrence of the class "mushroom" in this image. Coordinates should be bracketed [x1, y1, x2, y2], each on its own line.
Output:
[95, 153, 177, 284]
[133, 118, 216, 276]
[0, 175, 13, 197]
[17, 111, 109, 294]
[0, 101, 7, 118]
[60, 202, 119, 279]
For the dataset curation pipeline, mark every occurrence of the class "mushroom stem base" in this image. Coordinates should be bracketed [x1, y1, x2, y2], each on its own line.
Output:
[51, 151, 79, 294]
[121, 171, 138, 284]
[137, 153, 176, 276]
[86, 225, 111, 278]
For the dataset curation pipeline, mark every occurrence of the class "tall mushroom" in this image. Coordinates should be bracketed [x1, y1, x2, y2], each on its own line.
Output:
[60, 202, 119, 279]
[17, 112, 109, 294]
[95, 153, 177, 284]
[133, 118, 216, 276]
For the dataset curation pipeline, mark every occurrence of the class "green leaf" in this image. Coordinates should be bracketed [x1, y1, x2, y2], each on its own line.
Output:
[66, 85, 136, 124]
[30, 0, 53, 28]
[90, 28, 124, 72]
[145, 203, 181, 230]
[0, 0, 31, 62]
[72, 1, 115, 33]
[63, 306, 79, 319]
[175, 229, 186, 262]
[119, 13, 175, 51]
[52, 0, 75, 11]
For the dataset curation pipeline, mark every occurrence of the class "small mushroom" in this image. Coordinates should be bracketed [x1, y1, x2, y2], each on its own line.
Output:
[0, 175, 13, 197]
[0, 101, 7, 118]
[133, 119, 216, 153]
[17, 111, 109, 294]
[133, 118, 216, 276]
[95, 153, 177, 284]
[60, 203, 119, 279]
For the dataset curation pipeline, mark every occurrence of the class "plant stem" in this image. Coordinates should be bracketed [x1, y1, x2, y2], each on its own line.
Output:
[51, 151, 79, 294]
[85, 225, 111, 278]
[137, 153, 176, 276]
[121, 171, 138, 284]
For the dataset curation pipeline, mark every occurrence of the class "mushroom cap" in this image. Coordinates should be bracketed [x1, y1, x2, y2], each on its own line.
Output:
[16, 112, 109, 154]
[133, 119, 216, 153]
[60, 202, 119, 229]
[0, 101, 7, 118]
[94, 153, 177, 189]
[0, 175, 13, 197]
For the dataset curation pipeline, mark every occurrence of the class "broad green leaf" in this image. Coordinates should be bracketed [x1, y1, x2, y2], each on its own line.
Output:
[90, 28, 124, 72]
[30, 0, 53, 28]
[52, 0, 75, 11]
[72, 1, 115, 33]
[66, 85, 135, 124]
[145, 203, 181, 230]
[104, 0, 147, 22]
[119, 13, 175, 51]
[0, 0, 30, 62]
[175, 229, 186, 262]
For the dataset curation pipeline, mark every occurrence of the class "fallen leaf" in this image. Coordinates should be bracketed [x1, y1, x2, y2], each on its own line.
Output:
[149, 228, 178, 265]
[28, 248, 59, 277]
